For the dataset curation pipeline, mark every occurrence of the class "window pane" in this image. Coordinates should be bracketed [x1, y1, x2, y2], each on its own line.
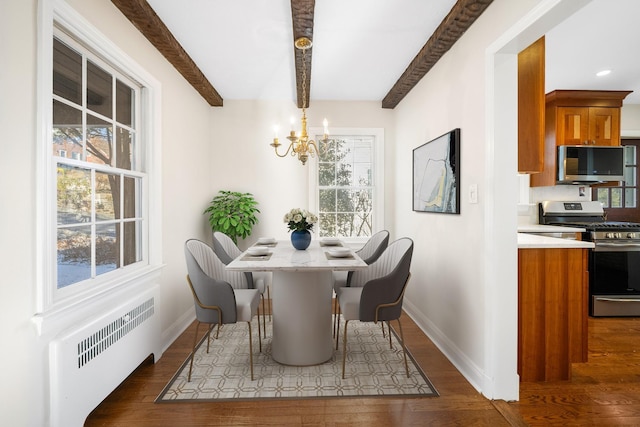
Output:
[57, 226, 92, 288]
[53, 38, 82, 105]
[116, 79, 134, 126]
[624, 145, 636, 166]
[123, 221, 141, 266]
[318, 162, 335, 186]
[96, 172, 117, 221]
[115, 127, 133, 170]
[319, 213, 336, 237]
[86, 114, 113, 166]
[625, 188, 637, 208]
[53, 100, 82, 158]
[96, 223, 118, 275]
[319, 189, 336, 212]
[624, 164, 636, 186]
[336, 189, 354, 212]
[123, 177, 138, 219]
[611, 188, 622, 208]
[87, 60, 112, 118]
[596, 188, 609, 207]
[57, 164, 91, 225]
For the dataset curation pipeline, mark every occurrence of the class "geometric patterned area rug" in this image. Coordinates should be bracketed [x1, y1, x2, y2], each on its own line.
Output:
[156, 316, 438, 402]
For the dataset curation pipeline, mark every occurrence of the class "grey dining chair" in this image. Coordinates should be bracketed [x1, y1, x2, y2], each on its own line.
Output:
[212, 231, 270, 337]
[184, 239, 261, 381]
[332, 230, 390, 336]
[335, 237, 413, 379]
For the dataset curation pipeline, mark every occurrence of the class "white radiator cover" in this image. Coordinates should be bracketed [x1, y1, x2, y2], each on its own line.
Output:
[49, 288, 161, 427]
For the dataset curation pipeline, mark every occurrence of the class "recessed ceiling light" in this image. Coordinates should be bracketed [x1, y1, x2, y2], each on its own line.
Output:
[596, 69, 611, 77]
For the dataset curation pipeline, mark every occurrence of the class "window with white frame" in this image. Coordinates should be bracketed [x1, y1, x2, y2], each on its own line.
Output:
[52, 29, 145, 290]
[311, 128, 384, 238]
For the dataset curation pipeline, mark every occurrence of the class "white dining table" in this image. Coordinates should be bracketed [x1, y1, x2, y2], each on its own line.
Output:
[226, 239, 367, 366]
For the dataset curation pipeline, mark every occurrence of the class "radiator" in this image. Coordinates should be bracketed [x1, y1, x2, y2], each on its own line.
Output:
[49, 289, 160, 427]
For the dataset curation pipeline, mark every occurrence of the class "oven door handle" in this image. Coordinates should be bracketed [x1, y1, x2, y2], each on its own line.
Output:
[595, 297, 640, 303]
[594, 242, 640, 252]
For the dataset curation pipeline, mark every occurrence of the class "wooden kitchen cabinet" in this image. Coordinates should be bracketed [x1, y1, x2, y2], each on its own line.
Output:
[530, 90, 631, 187]
[518, 37, 545, 173]
[556, 106, 619, 146]
[518, 247, 589, 382]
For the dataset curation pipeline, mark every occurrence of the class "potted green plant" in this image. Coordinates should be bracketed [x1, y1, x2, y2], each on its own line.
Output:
[204, 190, 260, 244]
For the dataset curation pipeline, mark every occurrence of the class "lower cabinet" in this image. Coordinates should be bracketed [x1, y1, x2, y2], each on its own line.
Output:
[518, 248, 589, 381]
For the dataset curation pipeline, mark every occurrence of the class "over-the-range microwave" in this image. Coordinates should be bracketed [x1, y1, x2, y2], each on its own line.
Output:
[557, 145, 625, 184]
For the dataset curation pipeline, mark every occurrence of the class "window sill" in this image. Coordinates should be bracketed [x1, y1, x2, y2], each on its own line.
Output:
[32, 264, 164, 337]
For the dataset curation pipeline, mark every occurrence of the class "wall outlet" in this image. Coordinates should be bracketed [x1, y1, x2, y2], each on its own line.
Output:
[469, 184, 478, 204]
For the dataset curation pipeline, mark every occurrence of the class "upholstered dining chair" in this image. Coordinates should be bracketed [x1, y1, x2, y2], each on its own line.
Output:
[335, 237, 413, 379]
[332, 230, 390, 336]
[212, 231, 270, 337]
[184, 238, 261, 381]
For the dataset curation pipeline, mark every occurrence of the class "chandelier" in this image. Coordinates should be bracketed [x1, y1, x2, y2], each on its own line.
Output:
[270, 37, 328, 165]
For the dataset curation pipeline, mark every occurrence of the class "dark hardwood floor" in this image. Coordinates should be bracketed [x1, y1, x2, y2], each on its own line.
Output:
[85, 307, 640, 426]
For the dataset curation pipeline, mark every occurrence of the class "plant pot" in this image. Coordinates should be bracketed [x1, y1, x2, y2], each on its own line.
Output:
[291, 229, 311, 250]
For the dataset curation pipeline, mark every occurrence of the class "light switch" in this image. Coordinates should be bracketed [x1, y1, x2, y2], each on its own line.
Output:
[468, 184, 478, 204]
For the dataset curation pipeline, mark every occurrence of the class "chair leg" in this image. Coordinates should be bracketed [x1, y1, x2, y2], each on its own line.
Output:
[267, 285, 272, 321]
[388, 321, 393, 349]
[381, 321, 386, 338]
[206, 323, 214, 352]
[257, 307, 262, 353]
[246, 321, 254, 381]
[335, 310, 341, 350]
[260, 294, 267, 338]
[188, 321, 203, 382]
[396, 319, 409, 378]
[341, 319, 350, 379]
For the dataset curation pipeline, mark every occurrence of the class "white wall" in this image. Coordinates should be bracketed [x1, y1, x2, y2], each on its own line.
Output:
[0, 0, 214, 425]
[391, 0, 596, 399]
[622, 104, 640, 136]
[208, 100, 396, 247]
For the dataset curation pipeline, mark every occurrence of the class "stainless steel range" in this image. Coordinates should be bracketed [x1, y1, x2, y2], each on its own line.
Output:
[539, 201, 640, 317]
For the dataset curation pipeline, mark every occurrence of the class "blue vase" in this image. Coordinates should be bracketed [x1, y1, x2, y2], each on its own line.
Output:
[291, 229, 312, 250]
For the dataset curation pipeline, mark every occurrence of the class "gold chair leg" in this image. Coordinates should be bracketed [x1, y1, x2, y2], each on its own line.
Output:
[257, 307, 262, 353]
[247, 321, 254, 381]
[335, 309, 341, 350]
[206, 323, 214, 352]
[188, 321, 202, 382]
[260, 295, 267, 338]
[396, 319, 409, 378]
[341, 319, 350, 379]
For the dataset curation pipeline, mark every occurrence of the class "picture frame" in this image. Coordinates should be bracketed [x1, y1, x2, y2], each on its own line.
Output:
[412, 128, 460, 214]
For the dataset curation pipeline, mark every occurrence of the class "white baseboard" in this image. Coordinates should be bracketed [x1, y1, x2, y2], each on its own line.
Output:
[402, 300, 488, 396]
[161, 306, 195, 355]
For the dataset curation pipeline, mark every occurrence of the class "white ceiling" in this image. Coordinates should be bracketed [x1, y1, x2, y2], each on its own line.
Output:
[146, 0, 639, 105]
[546, 0, 640, 104]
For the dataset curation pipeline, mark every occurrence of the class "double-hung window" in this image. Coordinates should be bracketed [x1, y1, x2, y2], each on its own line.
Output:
[53, 32, 144, 289]
[311, 128, 384, 239]
[37, 1, 161, 318]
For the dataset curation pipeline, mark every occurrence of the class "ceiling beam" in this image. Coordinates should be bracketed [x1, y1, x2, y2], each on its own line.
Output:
[381, 0, 494, 109]
[291, 0, 315, 108]
[111, 0, 223, 107]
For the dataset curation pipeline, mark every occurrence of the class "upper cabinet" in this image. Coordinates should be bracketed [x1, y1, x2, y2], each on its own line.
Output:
[530, 90, 632, 187]
[549, 91, 630, 146]
[518, 37, 545, 174]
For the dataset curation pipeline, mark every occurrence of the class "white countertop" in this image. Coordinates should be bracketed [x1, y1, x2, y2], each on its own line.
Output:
[517, 233, 594, 249]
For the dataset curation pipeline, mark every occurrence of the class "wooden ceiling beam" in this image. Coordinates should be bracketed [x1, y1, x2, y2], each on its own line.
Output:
[291, 0, 315, 108]
[111, 0, 223, 107]
[381, 0, 494, 109]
